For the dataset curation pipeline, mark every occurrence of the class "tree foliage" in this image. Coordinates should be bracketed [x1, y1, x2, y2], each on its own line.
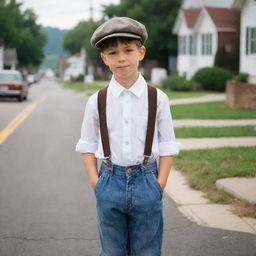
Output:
[63, 20, 104, 68]
[0, 0, 47, 69]
[102, 0, 181, 69]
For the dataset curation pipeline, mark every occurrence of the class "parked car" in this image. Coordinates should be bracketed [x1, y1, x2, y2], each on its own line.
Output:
[0, 70, 29, 101]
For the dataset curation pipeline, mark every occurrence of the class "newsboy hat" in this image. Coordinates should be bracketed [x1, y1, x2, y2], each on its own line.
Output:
[90, 17, 148, 49]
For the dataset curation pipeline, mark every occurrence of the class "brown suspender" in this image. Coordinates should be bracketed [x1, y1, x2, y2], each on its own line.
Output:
[97, 85, 157, 167]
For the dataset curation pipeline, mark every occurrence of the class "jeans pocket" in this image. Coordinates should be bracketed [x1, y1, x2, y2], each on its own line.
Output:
[94, 173, 106, 196]
[151, 173, 163, 194]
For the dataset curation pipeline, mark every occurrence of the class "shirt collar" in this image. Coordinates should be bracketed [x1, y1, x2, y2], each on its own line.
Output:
[108, 73, 147, 98]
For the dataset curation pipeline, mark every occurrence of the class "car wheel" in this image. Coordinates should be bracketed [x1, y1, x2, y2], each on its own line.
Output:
[18, 95, 24, 102]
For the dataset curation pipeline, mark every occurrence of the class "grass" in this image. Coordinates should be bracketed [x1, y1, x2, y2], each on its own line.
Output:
[174, 126, 256, 138]
[61, 81, 225, 99]
[162, 90, 212, 99]
[173, 146, 256, 218]
[171, 101, 256, 119]
[62, 81, 105, 92]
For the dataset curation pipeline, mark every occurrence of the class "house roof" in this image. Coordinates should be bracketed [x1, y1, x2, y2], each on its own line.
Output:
[59, 56, 70, 71]
[205, 7, 240, 29]
[182, 9, 201, 28]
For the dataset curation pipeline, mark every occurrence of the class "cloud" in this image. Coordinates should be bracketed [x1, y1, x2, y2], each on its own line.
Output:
[19, 0, 119, 29]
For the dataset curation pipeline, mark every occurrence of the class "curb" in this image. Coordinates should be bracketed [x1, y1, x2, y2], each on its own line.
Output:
[165, 169, 256, 234]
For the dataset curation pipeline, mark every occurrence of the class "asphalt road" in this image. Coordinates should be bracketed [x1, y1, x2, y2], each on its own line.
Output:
[0, 80, 255, 256]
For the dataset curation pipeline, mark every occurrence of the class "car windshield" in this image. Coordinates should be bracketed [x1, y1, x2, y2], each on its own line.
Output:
[0, 73, 22, 82]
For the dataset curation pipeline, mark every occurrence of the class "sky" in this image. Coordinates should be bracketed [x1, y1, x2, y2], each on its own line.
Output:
[19, 0, 120, 29]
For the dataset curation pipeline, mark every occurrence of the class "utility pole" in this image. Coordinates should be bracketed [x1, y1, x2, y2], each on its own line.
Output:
[84, 0, 94, 83]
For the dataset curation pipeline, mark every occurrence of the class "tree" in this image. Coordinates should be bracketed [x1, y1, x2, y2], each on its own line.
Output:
[63, 21, 88, 55]
[63, 20, 105, 72]
[103, 0, 181, 70]
[17, 9, 47, 68]
[0, 0, 47, 69]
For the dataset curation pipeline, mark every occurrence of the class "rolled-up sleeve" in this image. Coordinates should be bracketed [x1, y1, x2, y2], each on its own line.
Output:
[75, 93, 99, 153]
[157, 90, 180, 156]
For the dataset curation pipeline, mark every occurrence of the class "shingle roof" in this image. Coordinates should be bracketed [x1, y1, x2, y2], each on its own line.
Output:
[204, 7, 240, 28]
[181, 7, 240, 29]
[182, 9, 201, 28]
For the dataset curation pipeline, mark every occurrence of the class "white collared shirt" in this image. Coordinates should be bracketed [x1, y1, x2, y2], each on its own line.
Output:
[76, 74, 180, 166]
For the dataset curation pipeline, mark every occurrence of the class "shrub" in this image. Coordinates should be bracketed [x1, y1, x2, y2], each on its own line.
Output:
[161, 75, 193, 91]
[192, 67, 233, 91]
[233, 73, 249, 83]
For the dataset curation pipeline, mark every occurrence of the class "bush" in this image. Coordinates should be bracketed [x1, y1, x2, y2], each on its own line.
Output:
[71, 74, 84, 82]
[233, 73, 249, 83]
[161, 75, 193, 91]
[192, 67, 233, 91]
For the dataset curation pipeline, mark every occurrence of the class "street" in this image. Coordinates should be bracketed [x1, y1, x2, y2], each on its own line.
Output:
[0, 80, 255, 256]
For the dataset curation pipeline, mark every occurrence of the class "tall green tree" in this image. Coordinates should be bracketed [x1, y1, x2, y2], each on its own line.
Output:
[0, 0, 46, 69]
[17, 9, 47, 68]
[103, 0, 181, 69]
[63, 20, 104, 68]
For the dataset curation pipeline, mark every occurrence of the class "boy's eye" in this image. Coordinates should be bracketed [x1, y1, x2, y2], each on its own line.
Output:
[108, 51, 116, 55]
[126, 48, 133, 52]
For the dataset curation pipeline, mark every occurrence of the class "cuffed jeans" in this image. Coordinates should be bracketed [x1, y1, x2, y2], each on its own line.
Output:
[94, 161, 163, 256]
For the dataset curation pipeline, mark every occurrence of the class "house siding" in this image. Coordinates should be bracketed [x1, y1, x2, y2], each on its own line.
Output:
[0, 46, 3, 70]
[218, 32, 238, 52]
[240, 0, 256, 82]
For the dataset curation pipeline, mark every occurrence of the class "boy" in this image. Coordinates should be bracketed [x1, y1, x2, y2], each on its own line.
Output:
[76, 17, 179, 256]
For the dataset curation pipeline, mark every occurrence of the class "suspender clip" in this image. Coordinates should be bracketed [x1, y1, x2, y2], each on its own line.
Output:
[143, 155, 150, 166]
[103, 155, 112, 172]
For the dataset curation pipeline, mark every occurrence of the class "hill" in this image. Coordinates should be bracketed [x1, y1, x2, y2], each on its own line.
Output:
[42, 26, 69, 56]
[41, 26, 70, 70]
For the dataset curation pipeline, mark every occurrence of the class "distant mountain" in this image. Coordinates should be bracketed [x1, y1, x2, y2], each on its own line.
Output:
[41, 26, 70, 70]
[42, 26, 69, 56]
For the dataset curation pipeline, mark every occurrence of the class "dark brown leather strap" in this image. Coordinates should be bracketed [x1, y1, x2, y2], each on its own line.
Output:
[143, 85, 157, 165]
[97, 86, 111, 163]
[97, 84, 157, 166]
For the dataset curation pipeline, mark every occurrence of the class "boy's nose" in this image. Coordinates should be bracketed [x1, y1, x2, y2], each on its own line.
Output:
[118, 53, 126, 62]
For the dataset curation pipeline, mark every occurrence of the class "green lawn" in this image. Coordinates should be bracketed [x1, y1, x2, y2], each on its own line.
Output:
[62, 82, 105, 92]
[171, 101, 256, 119]
[173, 146, 256, 204]
[175, 126, 256, 138]
[162, 90, 217, 99]
[61, 81, 224, 99]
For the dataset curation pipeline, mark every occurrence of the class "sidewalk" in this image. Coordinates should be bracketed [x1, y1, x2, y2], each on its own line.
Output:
[165, 169, 256, 234]
[170, 93, 226, 105]
[173, 119, 256, 127]
[166, 93, 256, 234]
[176, 137, 256, 149]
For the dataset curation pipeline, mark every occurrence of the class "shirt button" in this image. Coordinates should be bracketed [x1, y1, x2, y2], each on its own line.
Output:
[125, 141, 129, 145]
[125, 120, 128, 124]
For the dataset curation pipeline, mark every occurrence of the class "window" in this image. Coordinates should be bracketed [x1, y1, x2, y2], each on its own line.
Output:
[189, 34, 197, 55]
[246, 26, 256, 55]
[201, 33, 212, 55]
[179, 35, 187, 55]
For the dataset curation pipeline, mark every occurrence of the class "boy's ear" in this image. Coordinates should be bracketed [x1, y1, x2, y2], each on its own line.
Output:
[139, 46, 146, 61]
[100, 52, 109, 66]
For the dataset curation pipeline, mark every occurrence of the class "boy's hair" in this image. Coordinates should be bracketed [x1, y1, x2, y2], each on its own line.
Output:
[98, 37, 143, 52]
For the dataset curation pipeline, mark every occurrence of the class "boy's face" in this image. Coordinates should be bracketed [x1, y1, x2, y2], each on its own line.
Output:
[100, 40, 146, 83]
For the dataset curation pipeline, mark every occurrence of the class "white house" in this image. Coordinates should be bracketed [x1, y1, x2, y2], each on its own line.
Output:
[0, 46, 3, 69]
[173, 7, 239, 79]
[62, 49, 86, 82]
[234, 0, 256, 83]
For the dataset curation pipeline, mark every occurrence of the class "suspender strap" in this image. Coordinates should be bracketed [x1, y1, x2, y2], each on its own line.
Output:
[143, 85, 157, 165]
[97, 86, 111, 166]
[97, 84, 157, 167]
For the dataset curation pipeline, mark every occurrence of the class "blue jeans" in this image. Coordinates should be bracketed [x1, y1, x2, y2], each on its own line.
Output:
[94, 161, 163, 256]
